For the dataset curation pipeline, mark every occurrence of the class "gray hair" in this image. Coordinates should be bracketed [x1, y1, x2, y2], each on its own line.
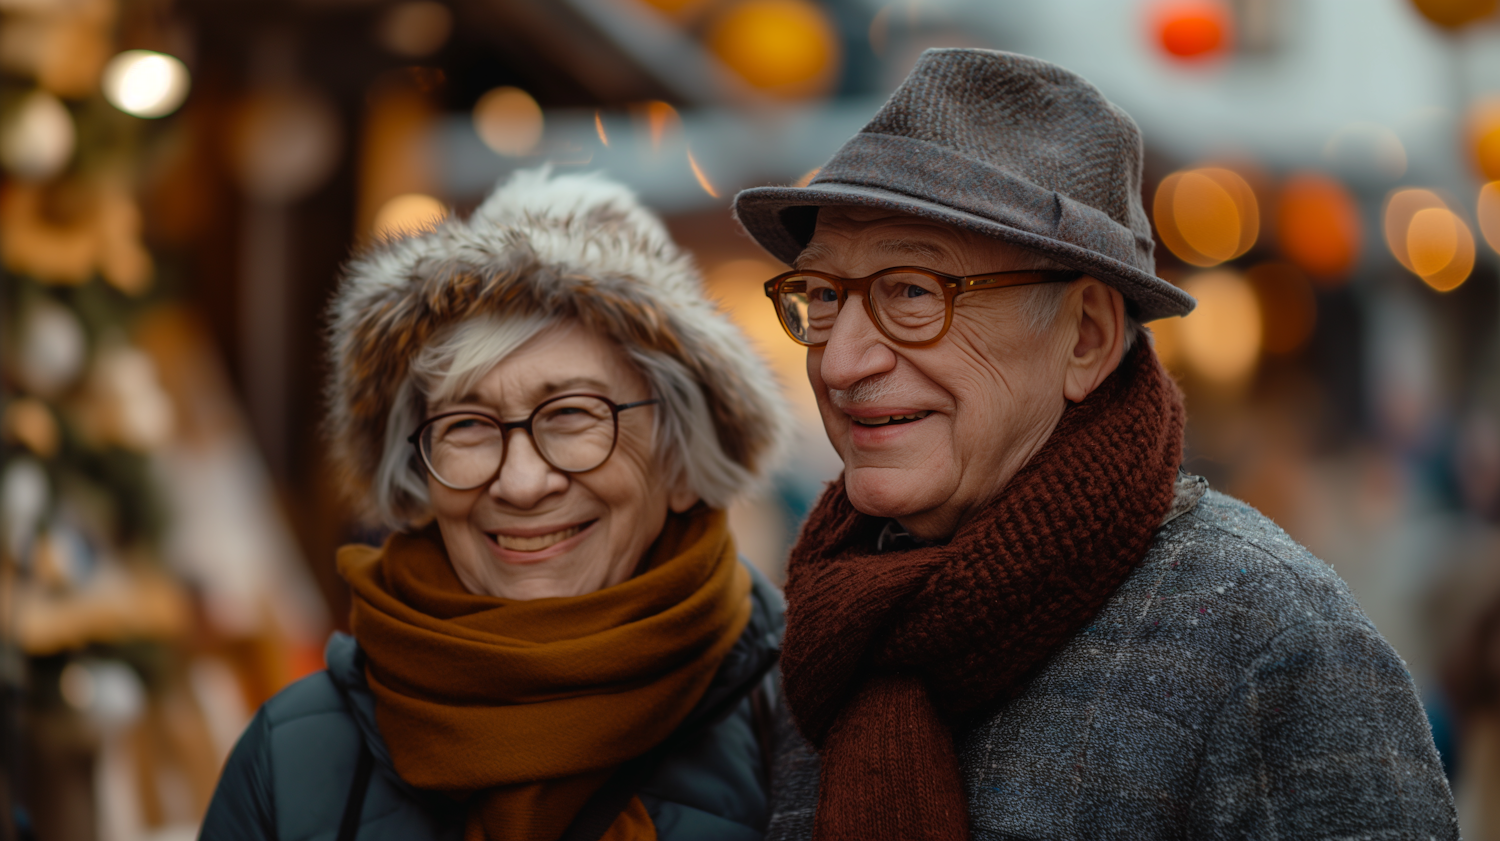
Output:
[372, 315, 753, 530]
[1018, 282, 1146, 353]
[999, 249, 1143, 351]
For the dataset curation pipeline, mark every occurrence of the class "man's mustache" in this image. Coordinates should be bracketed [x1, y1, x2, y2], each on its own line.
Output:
[828, 375, 922, 409]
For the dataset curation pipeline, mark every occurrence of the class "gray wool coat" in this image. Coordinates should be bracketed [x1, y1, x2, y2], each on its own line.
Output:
[766, 476, 1460, 841]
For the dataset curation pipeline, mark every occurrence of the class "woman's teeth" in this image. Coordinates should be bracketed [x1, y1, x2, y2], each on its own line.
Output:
[493, 524, 583, 551]
[852, 411, 932, 427]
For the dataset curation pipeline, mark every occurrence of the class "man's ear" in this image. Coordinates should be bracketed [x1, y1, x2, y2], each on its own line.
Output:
[1062, 278, 1127, 403]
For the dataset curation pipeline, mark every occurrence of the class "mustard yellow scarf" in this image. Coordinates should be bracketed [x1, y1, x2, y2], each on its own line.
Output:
[339, 509, 751, 841]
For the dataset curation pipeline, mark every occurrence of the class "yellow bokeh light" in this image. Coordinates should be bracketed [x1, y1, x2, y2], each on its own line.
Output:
[707, 0, 840, 99]
[373, 193, 448, 239]
[1384, 188, 1474, 292]
[1409, 208, 1474, 292]
[704, 258, 814, 416]
[1178, 269, 1263, 385]
[473, 87, 543, 157]
[101, 50, 191, 119]
[1407, 208, 1458, 276]
[1154, 167, 1259, 267]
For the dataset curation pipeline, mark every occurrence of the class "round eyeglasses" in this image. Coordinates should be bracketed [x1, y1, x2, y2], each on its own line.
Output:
[408, 394, 659, 490]
[763, 266, 1082, 348]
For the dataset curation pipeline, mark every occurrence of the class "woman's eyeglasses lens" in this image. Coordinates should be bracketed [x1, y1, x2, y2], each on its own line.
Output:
[776, 271, 947, 345]
[418, 395, 620, 488]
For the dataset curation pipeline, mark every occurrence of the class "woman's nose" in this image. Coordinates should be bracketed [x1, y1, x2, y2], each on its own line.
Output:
[489, 430, 567, 508]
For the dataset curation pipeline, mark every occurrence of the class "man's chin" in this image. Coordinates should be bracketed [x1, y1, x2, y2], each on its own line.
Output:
[843, 465, 946, 521]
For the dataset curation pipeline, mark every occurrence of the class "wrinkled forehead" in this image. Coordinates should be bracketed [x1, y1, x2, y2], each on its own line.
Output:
[796, 205, 1067, 274]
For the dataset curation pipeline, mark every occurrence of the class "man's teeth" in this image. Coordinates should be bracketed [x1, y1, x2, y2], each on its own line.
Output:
[493, 525, 583, 551]
[852, 411, 932, 426]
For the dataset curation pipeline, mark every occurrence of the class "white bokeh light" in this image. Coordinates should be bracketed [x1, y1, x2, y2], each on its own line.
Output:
[0, 90, 75, 179]
[102, 50, 191, 118]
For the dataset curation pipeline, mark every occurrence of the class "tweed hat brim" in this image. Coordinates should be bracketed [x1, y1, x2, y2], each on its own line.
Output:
[734, 180, 1194, 323]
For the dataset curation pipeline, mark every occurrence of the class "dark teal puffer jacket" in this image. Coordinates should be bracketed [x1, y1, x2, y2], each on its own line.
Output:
[201, 562, 784, 841]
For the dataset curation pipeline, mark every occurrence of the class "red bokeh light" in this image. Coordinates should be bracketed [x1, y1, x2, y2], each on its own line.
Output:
[1149, 0, 1234, 60]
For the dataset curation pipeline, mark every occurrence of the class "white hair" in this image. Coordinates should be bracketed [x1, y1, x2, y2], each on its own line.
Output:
[371, 315, 753, 530]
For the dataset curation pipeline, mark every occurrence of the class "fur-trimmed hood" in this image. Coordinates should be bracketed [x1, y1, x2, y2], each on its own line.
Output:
[326, 168, 788, 522]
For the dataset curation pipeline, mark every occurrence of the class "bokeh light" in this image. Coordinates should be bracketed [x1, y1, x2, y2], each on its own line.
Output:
[1154, 167, 1259, 267]
[1465, 97, 1500, 181]
[1409, 0, 1498, 29]
[1178, 269, 1263, 384]
[101, 50, 191, 119]
[0, 90, 75, 180]
[1477, 181, 1500, 253]
[1384, 188, 1475, 292]
[644, 101, 681, 151]
[227, 88, 343, 204]
[1147, 0, 1233, 60]
[473, 86, 543, 156]
[1246, 262, 1317, 355]
[378, 1, 454, 58]
[1275, 172, 1362, 284]
[706, 0, 840, 99]
[372, 193, 448, 238]
[704, 258, 809, 405]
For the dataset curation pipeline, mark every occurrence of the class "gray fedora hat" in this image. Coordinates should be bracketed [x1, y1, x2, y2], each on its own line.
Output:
[733, 49, 1195, 321]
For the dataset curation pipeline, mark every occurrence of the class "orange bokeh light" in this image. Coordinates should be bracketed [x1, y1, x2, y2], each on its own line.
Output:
[1154, 167, 1259, 267]
[1409, 0, 1498, 29]
[1383, 188, 1474, 292]
[1275, 172, 1362, 285]
[1178, 269, 1263, 385]
[707, 0, 840, 99]
[1466, 97, 1500, 181]
[1477, 181, 1500, 253]
[1148, 0, 1234, 60]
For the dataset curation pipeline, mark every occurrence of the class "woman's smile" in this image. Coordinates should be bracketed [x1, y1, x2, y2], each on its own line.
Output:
[485, 519, 596, 559]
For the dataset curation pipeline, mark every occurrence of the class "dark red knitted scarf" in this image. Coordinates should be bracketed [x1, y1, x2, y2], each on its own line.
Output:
[780, 346, 1186, 841]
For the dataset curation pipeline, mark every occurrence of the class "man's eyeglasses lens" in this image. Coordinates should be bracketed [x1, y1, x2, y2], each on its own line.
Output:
[776, 271, 948, 345]
[417, 395, 621, 489]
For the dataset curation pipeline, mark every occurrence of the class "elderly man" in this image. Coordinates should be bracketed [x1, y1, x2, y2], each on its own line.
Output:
[733, 50, 1458, 841]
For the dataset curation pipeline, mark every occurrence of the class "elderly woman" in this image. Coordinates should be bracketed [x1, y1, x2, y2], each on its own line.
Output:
[201, 170, 789, 841]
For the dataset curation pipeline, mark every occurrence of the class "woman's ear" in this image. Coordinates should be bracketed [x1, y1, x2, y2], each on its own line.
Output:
[1062, 278, 1127, 403]
[668, 476, 700, 514]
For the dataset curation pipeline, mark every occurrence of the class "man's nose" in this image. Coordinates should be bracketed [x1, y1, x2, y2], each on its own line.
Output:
[819, 294, 898, 390]
[489, 429, 567, 508]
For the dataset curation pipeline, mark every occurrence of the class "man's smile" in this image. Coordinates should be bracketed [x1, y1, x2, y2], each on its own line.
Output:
[850, 411, 933, 427]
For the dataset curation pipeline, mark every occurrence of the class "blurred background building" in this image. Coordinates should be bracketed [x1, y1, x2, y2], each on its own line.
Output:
[1, 0, 1499, 838]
